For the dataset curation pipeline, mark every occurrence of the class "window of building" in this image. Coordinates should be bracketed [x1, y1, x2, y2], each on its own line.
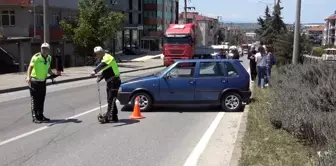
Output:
[1, 10, 15, 26]
[129, 0, 132, 10]
[138, 0, 142, 11]
[129, 12, 133, 24]
[138, 14, 142, 24]
[110, 0, 117, 5]
[36, 12, 43, 26]
[52, 13, 60, 25]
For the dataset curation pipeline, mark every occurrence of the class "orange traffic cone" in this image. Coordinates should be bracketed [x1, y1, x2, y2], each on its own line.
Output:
[129, 96, 145, 119]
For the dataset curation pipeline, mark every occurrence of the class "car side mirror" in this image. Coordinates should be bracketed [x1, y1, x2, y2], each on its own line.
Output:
[164, 74, 170, 79]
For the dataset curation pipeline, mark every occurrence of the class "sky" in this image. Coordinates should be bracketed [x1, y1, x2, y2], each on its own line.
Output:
[179, 0, 336, 23]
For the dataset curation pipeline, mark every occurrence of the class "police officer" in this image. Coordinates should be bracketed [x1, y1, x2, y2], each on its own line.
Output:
[26, 43, 56, 123]
[91, 46, 121, 122]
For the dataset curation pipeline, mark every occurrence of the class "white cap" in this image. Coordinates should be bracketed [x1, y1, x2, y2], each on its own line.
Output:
[41, 43, 50, 49]
[94, 46, 104, 53]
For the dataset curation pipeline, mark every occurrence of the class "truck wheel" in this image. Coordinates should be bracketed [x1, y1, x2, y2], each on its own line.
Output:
[220, 92, 243, 112]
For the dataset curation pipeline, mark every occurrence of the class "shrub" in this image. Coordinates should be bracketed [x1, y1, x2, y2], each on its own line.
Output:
[312, 47, 324, 57]
[269, 61, 336, 165]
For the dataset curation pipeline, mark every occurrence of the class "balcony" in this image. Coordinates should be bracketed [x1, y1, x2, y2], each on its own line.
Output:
[1, 27, 29, 37]
[144, 18, 163, 25]
[0, 0, 29, 6]
[143, 30, 162, 37]
[29, 25, 64, 41]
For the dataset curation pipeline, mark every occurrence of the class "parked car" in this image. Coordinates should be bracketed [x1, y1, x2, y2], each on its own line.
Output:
[117, 59, 251, 112]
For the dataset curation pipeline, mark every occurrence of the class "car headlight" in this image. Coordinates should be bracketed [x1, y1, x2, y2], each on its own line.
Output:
[118, 87, 122, 92]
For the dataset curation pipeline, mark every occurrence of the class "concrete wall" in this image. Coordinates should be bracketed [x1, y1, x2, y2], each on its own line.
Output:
[0, 41, 32, 63]
[0, 7, 31, 37]
[32, 0, 78, 9]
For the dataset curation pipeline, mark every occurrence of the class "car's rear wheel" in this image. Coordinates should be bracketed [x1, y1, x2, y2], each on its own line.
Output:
[221, 92, 243, 112]
[131, 92, 153, 112]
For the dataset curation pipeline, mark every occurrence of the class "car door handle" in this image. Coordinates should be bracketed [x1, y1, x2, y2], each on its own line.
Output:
[221, 80, 226, 83]
[189, 80, 195, 84]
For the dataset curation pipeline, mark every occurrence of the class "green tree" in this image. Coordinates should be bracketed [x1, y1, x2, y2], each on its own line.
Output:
[273, 31, 312, 64]
[262, 0, 287, 44]
[60, 0, 124, 56]
[255, 6, 272, 41]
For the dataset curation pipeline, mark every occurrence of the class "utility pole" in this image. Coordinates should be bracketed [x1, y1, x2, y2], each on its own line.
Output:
[32, 0, 36, 37]
[43, 0, 49, 43]
[184, 0, 187, 23]
[292, 0, 301, 64]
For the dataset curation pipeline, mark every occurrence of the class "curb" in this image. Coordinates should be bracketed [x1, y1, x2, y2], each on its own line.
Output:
[0, 65, 164, 94]
[229, 84, 254, 166]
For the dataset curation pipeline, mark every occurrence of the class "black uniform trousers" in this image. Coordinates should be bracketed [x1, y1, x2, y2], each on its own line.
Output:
[106, 77, 121, 117]
[29, 80, 47, 120]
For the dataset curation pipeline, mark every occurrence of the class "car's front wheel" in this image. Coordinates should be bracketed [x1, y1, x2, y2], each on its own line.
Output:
[221, 92, 243, 112]
[131, 92, 153, 112]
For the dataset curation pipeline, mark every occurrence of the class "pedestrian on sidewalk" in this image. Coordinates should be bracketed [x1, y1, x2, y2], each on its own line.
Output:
[265, 45, 276, 86]
[91, 46, 121, 122]
[216, 49, 227, 59]
[247, 47, 257, 82]
[26, 43, 57, 123]
[55, 53, 63, 75]
[255, 46, 267, 88]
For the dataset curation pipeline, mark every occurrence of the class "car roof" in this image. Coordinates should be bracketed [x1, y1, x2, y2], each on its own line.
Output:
[174, 59, 241, 63]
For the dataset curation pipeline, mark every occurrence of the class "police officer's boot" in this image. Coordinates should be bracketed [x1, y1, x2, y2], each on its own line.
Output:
[32, 110, 42, 124]
[107, 103, 119, 123]
[111, 114, 119, 123]
[40, 109, 50, 122]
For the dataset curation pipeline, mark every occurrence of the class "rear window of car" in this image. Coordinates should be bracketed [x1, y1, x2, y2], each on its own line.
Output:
[199, 62, 225, 77]
[224, 62, 238, 77]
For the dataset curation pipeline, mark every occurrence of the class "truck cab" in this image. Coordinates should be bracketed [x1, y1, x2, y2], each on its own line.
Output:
[163, 24, 196, 66]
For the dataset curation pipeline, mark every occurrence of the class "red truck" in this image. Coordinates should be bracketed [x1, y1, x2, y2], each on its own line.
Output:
[163, 24, 197, 66]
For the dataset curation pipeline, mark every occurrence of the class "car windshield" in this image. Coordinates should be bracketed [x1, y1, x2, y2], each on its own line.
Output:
[163, 36, 191, 44]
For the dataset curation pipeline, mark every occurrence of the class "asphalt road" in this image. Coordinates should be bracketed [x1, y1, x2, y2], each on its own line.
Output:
[0, 56, 250, 166]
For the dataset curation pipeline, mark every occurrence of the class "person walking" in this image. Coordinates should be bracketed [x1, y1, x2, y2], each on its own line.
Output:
[232, 49, 240, 59]
[247, 47, 257, 82]
[216, 49, 226, 59]
[265, 45, 276, 86]
[255, 46, 267, 88]
[26, 43, 57, 123]
[91, 46, 121, 122]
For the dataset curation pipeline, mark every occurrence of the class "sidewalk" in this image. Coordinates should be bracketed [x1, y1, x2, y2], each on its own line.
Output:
[0, 57, 164, 94]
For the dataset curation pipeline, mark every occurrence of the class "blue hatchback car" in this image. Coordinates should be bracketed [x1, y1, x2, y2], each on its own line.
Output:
[117, 59, 251, 112]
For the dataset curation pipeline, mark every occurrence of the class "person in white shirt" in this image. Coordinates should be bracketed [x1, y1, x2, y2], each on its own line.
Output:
[255, 46, 267, 88]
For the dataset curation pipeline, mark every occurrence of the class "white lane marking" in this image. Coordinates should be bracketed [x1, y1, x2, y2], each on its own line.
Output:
[0, 104, 108, 147]
[183, 112, 225, 166]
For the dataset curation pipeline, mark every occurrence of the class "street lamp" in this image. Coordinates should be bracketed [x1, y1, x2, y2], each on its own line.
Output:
[292, 0, 301, 64]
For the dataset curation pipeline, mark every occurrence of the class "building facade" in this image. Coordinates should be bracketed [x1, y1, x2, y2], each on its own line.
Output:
[142, 0, 179, 51]
[323, 11, 336, 46]
[0, 0, 144, 70]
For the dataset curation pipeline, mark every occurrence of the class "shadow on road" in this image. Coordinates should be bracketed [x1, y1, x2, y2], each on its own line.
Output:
[45, 118, 83, 126]
[153, 105, 223, 113]
[113, 119, 140, 127]
[121, 105, 247, 113]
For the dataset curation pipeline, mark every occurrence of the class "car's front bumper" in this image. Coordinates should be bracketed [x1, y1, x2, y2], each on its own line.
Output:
[240, 90, 252, 104]
[117, 92, 132, 105]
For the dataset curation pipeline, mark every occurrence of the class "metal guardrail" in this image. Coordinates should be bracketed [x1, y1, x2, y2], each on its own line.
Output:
[303, 54, 336, 63]
[303, 54, 323, 60]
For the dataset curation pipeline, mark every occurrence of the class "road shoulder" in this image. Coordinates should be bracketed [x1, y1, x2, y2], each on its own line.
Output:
[197, 111, 244, 166]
